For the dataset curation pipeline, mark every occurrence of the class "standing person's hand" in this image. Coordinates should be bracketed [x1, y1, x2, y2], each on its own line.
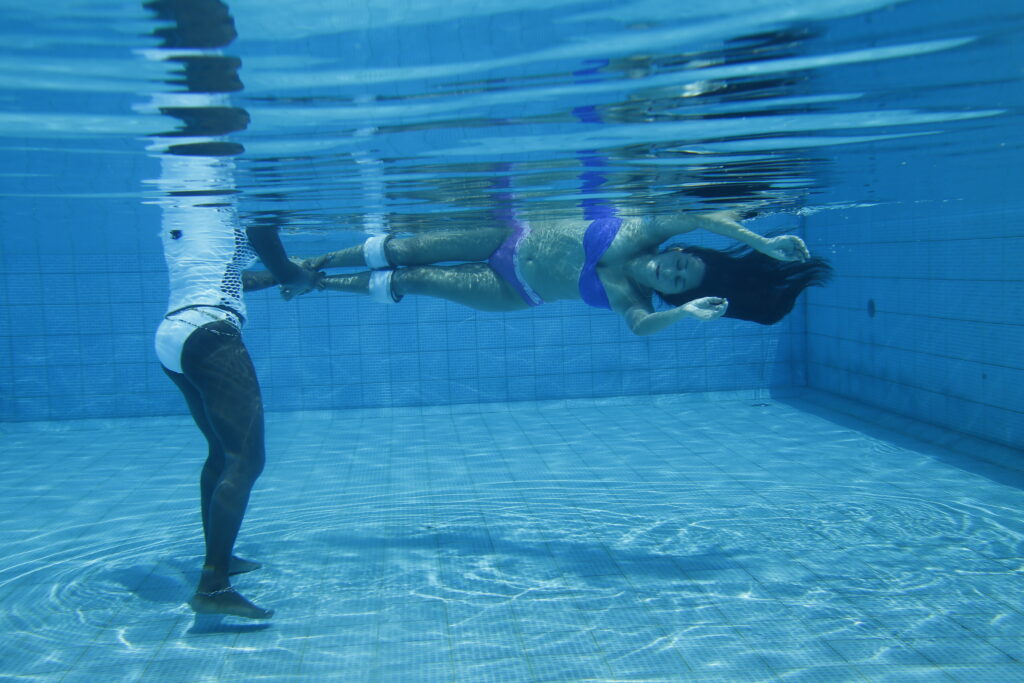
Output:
[280, 263, 323, 300]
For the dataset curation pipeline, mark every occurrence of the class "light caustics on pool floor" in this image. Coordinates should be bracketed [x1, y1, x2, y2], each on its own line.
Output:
[1, 393, 1023, 681]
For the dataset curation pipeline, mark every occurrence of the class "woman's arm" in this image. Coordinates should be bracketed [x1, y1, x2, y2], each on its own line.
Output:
[621, 297, 728, 336]
[641, 211, 809, 262]
[697, 212, 809, 261]
[604, 270, 728, 335]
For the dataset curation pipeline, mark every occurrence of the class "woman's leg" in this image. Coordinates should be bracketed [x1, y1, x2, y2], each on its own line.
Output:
[321, 263, 531, 312]
[312, 228, 509, 269]
[174, 321, 272, 619]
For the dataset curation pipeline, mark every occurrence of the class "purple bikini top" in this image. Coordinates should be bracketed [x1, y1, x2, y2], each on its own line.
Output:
[578, 216, 622, 310]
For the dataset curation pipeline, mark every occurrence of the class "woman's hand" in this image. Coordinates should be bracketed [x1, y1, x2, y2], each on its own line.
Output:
[623, 296, 727, 334]
[763, 235, 809, 262]
[682, 297, 728, 321]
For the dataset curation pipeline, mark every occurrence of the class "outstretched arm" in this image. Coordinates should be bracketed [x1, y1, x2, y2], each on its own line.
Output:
[245, 226, 321, 298]
[621, 297, 728, 336]
[696, 211, 809, 261]
[642, 211, 809, 262]
[242, 269, 278, 292]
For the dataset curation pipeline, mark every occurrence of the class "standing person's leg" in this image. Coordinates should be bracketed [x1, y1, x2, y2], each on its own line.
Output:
[310, 228, 509, 269]
[173, 321, 273, 619]
[163, 367, 262, 578]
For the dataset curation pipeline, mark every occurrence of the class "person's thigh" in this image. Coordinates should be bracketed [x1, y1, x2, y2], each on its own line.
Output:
[395, 263, 532, 312]
[163, 365, 223, 451]
[179, 323, 264, 461]
[388, 228, 509, 265]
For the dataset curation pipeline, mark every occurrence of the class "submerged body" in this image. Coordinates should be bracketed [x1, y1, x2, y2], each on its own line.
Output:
[516, 215, 711, 307]
[276, 210, 822, 334]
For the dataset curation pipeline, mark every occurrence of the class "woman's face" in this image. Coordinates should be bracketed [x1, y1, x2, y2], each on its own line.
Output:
[636, 250, 706, 294]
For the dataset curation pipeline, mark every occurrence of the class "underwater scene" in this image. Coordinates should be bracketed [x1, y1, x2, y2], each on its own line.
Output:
[1, 0, 1023, 680]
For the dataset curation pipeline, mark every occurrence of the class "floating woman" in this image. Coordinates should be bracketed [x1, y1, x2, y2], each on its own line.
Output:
[253, 210, 832, 334]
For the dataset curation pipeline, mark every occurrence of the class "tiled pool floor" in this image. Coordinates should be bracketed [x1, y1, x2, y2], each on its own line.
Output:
[1, 389, 1022, 682]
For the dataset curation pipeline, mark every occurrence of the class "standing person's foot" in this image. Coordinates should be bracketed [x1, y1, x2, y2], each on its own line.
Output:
[189, 587, 273, 620]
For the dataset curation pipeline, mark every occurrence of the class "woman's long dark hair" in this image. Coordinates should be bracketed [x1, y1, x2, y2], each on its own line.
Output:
[659, 243, 833, 325]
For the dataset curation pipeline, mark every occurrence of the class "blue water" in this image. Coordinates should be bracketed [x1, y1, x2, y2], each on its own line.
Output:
[2, 0, 1023, 680]
[4, 0, 1018, 235]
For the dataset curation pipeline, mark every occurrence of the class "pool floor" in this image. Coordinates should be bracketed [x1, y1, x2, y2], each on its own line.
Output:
[1, 389, 1023, 682]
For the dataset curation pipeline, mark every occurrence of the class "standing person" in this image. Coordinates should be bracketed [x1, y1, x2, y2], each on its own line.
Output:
[155, 205, 317, 620]
[144, 0, 319, 619]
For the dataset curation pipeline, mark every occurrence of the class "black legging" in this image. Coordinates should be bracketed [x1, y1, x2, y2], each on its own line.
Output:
[163, 320, 265, 585]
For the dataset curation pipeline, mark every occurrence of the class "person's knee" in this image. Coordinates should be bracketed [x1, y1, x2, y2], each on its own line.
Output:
[201, 455, 225, 482]
[205, 443, 226, 465]
[223, 450, 265, 486]
[391, 267, 418, 297]
[242, 447, 266, 481]
[385, 236, 410, 266]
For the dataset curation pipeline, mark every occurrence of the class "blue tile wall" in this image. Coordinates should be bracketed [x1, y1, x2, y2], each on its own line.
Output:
[804, 198, 1023, 451]
[6, 145, 1017, 437]
[796, 4, 1024, 452]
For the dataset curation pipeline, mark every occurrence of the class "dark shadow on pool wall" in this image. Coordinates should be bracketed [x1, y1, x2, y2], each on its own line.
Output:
[777, 389, 1024, 492]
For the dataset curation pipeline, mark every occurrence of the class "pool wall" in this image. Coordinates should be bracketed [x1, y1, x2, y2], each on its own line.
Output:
[2, 142, 1019, 457]
[805, 199, 1022, 452]
[799, 13, 1023, 453]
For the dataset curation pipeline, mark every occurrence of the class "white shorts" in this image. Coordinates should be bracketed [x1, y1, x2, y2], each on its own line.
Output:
[155, 306, 242, 374]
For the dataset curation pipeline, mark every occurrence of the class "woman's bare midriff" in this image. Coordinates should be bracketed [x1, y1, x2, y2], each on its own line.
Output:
[518, 220, 587, 302]
[518, 216, 651, 303]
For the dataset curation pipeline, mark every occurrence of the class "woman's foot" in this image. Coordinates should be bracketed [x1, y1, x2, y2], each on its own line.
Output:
[229, 555, 262, 576]
[189, 586, 274, 620]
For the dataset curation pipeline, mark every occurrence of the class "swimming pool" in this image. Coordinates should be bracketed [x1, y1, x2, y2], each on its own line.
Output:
[1, 0, 1022, 680]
